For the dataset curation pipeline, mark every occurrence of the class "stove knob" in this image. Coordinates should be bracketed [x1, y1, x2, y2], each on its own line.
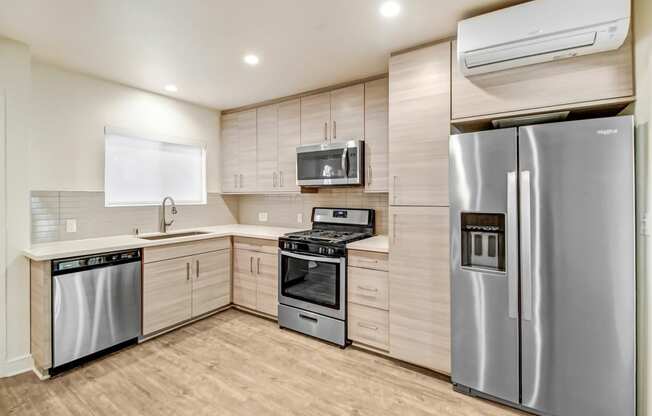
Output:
[328, 248, 335, 256]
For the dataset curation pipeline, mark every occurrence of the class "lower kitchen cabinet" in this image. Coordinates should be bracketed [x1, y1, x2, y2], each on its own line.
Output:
[143, 238, 232, 336]
[233, 248, 258, 310]
[233, 238, 279, 317]
[389, 206, 450, 374]
[192, 250, 231, 316]
[255, 252, 278, 316]
[347, 249, 390, 352]
[143, 256, 192, 335]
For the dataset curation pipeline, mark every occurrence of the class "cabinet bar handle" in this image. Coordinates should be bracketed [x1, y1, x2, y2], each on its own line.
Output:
[357, 285, 378, 292]
[357, 322, 378, 331]
[186, 263, 190, 281]
[324, 122, 328, 142]
[240, 174, 243, 188]
[250, 256, 253, 273]
[257, 257, 261, 274]
[392, 176, 398, 204]
[333, 120, 336, 140]
[196, 260, 200, 278]
[368, 165, 372, 186]
[392, 214, 397, 244]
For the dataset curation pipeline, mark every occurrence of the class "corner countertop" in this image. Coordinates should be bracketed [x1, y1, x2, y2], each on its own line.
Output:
[346, 235, 389, 254]
[23, 224, 302, 262]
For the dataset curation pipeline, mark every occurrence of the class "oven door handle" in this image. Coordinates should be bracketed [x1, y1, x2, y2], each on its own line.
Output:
[280, 250, 344, 264]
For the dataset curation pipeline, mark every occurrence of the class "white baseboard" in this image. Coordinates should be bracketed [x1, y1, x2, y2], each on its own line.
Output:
[0, 354, 33, 378]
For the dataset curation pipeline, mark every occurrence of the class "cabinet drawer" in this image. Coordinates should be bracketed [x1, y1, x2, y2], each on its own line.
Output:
[144, 237, 231, 263]
[348, 250, 388, 271]
[233, 237, 278, 255]
[348, 303, 389, 351]
[348, 267, 388, 310]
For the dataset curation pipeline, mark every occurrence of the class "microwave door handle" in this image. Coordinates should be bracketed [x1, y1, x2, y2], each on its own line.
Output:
[341, 147, 348, 176]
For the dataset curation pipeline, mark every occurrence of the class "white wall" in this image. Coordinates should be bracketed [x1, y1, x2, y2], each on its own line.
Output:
[635, 0, 652, 414]
[29, 62, 222, 193]
[0, 38, 32, 376]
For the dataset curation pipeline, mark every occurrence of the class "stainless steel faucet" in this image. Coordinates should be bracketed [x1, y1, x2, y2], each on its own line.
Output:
[161, 196, 178, 233]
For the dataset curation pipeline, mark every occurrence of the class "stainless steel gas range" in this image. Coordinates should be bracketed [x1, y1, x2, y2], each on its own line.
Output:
[278, 207, 375, 346]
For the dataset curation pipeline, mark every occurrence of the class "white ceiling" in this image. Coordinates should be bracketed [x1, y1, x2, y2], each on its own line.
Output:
[0, 0, 520, 110]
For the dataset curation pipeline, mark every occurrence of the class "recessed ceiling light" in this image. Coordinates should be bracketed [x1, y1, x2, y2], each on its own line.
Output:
[379, 1, 401, 18]
[164, 84, 178, 93]
[243, 54, 260, 66]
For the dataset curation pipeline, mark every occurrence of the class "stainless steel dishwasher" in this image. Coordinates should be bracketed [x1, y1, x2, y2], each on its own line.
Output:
[51, 249, 141, 371]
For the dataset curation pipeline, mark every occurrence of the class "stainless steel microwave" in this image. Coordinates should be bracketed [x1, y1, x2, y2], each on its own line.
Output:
[296, 140, 364, 186]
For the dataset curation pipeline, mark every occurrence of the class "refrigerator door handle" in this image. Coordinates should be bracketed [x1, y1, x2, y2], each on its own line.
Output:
[507, 171, 518, 319]
[520, 170, 533, 321]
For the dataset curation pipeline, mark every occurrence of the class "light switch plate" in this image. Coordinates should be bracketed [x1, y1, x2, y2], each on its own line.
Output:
[297, 213, 303, 224]
[258, 212, 268, 222]
[65, 219, 77, 233]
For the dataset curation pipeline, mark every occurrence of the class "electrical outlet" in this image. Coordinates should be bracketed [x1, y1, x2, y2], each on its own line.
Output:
[65, 219, 77, 233]
[297, 213, 303, 224]
[258, 212, 268, 222]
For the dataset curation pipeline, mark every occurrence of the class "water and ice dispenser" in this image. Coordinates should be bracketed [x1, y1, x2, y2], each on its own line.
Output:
[460, 213, 505, 272]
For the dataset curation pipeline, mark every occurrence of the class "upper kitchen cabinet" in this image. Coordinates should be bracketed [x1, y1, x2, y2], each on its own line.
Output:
[364, 78, 389, 193]
[256, 104, 279, 191]
[277, 99, 301, 192]
[255, 100, 301, 193]
[300, 85, 364, 145]
[220, 109, 257, 193]
[238, 110, 258, 192]
[221, 113, 239, 193]
[389, 41, 451, 207]
[300, 92, 332, 144]
[450, 36, 634, 122]
[330, 84, 364, 143]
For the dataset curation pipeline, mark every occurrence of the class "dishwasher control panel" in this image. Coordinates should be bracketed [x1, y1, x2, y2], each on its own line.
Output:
[52, 249, 141, 274]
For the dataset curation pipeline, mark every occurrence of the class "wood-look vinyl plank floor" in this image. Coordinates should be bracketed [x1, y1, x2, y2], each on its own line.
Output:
[0, 309, 526, 416]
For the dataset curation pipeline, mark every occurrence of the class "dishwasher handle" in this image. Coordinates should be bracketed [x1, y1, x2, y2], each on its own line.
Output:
[52, 249, 141, 276]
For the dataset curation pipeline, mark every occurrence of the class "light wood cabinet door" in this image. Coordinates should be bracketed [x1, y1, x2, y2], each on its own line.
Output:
[255, 252, 278, 316]
[233, 249, 257, 309]
[450, 37, 634, 121]
[389, 42, 450, 207]
[330, 84, 364, 143]
[389, 206, 450, 374]
[192, 250, 231, 317]
[220, 113, 239, 193]
[300, 92, 331, 144]
[256, 104, 278, 192]
[143, 256, 192, 335]
[364, 78, 389, 192]
[277, 99, 301, 192]
[238, 109, 258, 192]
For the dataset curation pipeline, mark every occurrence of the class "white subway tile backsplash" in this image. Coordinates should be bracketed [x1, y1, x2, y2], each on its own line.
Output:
[31, 191, 239, 244]
[237, 190, 388, 235]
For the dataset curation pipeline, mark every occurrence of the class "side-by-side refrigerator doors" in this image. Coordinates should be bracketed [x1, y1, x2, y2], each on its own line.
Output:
[450, 128, 519, 403]
[518, 117, 635, 416]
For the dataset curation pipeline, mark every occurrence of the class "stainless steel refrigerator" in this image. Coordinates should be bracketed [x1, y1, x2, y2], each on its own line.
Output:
[449, 116, 635, 416]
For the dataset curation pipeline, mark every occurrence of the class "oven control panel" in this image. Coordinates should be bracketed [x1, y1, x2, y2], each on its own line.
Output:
[279, 239, 345, 258]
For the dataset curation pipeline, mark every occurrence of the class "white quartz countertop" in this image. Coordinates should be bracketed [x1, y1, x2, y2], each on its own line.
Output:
[23, 224, 302, 261]
[346, 235, 389, 253]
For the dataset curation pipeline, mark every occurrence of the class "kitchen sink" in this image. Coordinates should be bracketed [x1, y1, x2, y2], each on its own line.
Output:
[139, 231, 212, 241]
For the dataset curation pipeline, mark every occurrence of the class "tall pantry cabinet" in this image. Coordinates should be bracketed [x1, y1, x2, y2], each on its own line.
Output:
[388, 41, 451, 374]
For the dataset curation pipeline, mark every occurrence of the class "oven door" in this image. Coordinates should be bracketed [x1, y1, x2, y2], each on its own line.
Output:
[278, 250, 346, 320]
[296, 140, 363, 186]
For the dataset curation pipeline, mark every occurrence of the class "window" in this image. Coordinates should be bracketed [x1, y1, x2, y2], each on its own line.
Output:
[104, 129, 206, 207]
